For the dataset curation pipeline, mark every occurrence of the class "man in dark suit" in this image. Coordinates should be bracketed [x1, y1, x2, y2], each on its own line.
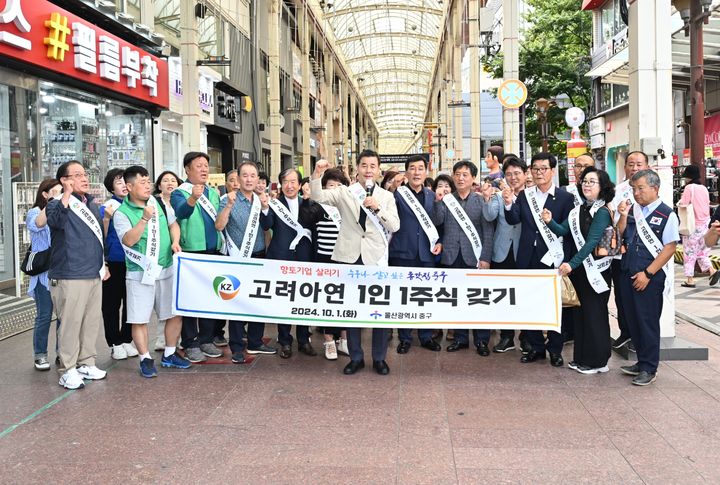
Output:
[390, 155, 443, 354]
[261, 168, 324, 359]
[505, 152, 574, 367]
[432, 161, 495, 355]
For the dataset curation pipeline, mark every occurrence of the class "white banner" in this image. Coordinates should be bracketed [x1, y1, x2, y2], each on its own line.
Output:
[172, 252, 563, 330]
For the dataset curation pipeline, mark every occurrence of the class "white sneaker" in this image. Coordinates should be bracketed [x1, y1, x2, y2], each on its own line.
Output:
[324, 341, 338, 360]
[59, 368, 85, 389]
[77, 365, 107, 380]
[154, 335, 166, 351]
[111, 344, 127, 360]
[576, 365, 610, 375]
[337, 338, 349, 356]
[123, 342, 139, 357]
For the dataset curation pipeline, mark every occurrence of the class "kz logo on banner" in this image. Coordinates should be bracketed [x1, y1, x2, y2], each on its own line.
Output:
[173, 253, 563, 331]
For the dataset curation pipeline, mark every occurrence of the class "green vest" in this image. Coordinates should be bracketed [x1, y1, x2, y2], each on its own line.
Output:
[116, 198, 173, 272]
[176, 186, 222, 251]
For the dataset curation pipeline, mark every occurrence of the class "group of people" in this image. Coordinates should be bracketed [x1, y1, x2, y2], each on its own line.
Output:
[26, 145, 716, 389]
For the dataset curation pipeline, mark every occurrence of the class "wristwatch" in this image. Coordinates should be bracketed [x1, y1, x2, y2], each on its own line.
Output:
[643, 268, 654, 279]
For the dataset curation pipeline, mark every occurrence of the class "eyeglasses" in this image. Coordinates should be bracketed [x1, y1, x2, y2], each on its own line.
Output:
[531, 167, 551, 174]
[581, 179, 598, 186]
[64, 172, 88, 179]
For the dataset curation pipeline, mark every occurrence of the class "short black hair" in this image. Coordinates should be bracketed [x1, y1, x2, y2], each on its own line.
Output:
[300, 177, 310, 186]
[154, 170, 182, 194]
[258, 171, 270, 184]
[278, 168, 302, 184]
[123, 165, 149, 184]
[502, 156, 527, 173]
[238, 161, 259, 175]
[501, 153, 518, 163]
[580, 167, 615, 204]
[452, 160, 478, 178]
[432, 173, 456, 193]
[183, 151, 210, 167]
[322, 168, 350, 187]
[424, 177, 434, 188]
[405, 154, 428, 170]
[531, 151, 557, 169]
[104, 168, 125, 193]
[626, 150, 649, 165]
[357, 149, 380, 166]
[55, 160, 82, 181]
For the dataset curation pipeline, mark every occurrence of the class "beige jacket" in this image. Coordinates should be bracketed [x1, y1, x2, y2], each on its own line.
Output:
[310, 177, 400, 265]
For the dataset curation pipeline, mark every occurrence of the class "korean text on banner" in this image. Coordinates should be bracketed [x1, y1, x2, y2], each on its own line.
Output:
[172, 253, 563, 331]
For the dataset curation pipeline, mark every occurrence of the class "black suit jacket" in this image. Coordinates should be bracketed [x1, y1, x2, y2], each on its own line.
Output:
[261, 195, 324, 261]
[504, 186, 574, 269]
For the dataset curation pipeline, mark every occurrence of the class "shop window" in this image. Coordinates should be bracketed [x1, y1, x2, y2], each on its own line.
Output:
[162, 130, 181, 174]
[600, 0, 624, 45]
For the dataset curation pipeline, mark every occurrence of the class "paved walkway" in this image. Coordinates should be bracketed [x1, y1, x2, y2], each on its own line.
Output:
[1, 273, 719, 484]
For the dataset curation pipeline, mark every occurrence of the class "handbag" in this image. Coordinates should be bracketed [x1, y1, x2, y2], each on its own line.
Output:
[561, 275, 580, 308]
[20, 245, 51, 276]
[594, 209, 624, 257]
[678, 203, 696, 236]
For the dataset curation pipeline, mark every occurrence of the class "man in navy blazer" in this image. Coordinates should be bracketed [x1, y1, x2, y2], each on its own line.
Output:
[389, 155, 443, 354]
[260, 168, 324, 359]
[504, 152, 574, 367]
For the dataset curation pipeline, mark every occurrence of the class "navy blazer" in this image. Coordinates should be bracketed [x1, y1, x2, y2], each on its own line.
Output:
[389, 186, 436, 263]
[504, 186, 575, 269]
[261, 195, 324, 262]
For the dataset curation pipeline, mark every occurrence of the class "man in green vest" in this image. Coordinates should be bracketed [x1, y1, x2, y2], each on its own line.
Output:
[113, 166, 191, 378]
[170, 152, 225, 363]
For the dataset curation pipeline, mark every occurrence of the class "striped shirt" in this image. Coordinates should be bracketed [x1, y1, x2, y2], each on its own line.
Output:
[315, 209, 340, 261]
[26, 207, 51, 298]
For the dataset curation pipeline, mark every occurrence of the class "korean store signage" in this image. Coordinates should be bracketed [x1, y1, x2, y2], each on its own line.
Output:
[0, 0, 169, 107]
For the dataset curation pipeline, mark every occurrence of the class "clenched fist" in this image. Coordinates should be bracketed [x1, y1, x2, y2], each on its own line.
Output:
[143, 205, 155, 221]
[190, 184, 204, 200]
[313, 159, 330, 179]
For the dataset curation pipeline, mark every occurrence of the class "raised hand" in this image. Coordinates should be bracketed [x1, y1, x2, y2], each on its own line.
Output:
[501, 186, 514, 206]
[314, 159, 330, 178]
[541, 208, 552, 224]
[480, 181, 495, 201]
[142, 204, 155, 221]
[258, 190, 270, 209]
[191, 184, 204, 200]
[617, 199, 631, 217]
[226, 190, 237, 207]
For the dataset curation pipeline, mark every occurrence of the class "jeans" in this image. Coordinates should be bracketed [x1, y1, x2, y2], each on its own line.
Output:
[33, 283, 59, 357]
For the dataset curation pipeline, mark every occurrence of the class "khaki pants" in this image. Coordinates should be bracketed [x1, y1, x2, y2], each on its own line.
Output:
[50, 279, 102, 374]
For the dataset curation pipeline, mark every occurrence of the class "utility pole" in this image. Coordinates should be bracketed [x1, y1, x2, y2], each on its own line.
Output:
[690, 0, 707, 184]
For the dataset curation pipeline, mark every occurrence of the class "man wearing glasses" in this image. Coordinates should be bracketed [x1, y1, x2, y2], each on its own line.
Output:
[47, 161, 110, 389]
[505, 152, 575, 367]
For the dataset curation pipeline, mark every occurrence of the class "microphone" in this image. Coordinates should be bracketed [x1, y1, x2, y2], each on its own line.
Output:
[365, 179, 374, 197]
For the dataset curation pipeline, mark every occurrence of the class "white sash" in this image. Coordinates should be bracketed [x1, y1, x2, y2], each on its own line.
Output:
[568, 201, 612, 293]
[633, 204, 672, 296]
[122, 197, 162, 285]
[68, 195, 105, 278]
[526, 188, 565, 267]
[348, 182, 389, 266]
[224, 192, 262, 259]
[268, 198, 312, 251]
[320, 203, 342, 229]
[397, 186, 439, 252]
[179, 183, 217, 221]
[103, 198, 121, 212]
[442, 193, 482, 262]
[567, 185, 583, 207]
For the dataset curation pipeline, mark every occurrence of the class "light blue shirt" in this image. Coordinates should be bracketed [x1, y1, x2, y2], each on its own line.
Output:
[219, 192, 265, 254]
[26, 207, 51, 298]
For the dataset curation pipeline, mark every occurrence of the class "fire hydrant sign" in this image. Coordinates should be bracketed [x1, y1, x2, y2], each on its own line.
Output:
[0, 0, 169, 107]
[172, 252, 563, 331]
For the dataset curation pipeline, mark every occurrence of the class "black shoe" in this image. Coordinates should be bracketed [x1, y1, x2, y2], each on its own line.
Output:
[620, 364, 641, 376]
[520, 350, 546, 363]
[396, 341, 411, 354]
[710, 271, 720, 286]
[420, 340, 442, 352]
[520, 339, 533, 355]
[632, 371, 657, 386]
[476, 341, 490, 357]
[343, 360, 365, 375]
[550, 352, 564, 367]
[246, 344, 277, 355]
[446, 341, 469, 352]
[279, 345, 292, 359]
[298, 343, 317, 356]
[493, 337, 515, 353]
[613, 334, 631, 349]
[373, 360, 390, 375]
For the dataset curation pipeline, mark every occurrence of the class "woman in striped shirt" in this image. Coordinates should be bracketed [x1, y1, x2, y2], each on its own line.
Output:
[26, 179, 63, 370]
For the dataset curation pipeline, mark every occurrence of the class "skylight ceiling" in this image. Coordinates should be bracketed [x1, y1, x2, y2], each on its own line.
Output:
[324, 0, 446, 154]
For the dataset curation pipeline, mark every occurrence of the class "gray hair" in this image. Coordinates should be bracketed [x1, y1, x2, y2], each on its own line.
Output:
[631, 169, 660, 188]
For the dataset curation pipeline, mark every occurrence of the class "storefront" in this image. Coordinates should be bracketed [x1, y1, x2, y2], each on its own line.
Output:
[0, 0, 168, 285]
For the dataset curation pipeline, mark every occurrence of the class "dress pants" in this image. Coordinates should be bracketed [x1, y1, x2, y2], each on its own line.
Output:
[345, 255, 389, 362]
[611, 259, 630, 338]
[181, 249, 223, 349]
[619, 270, 664, 373]
[229, 321, 265, 353]
[389, 256, 434, 344]
[442, 254, 490, 345]
[277, 324, 311, 347]
[570, 268, 611, 368]
[491, 249, 525, 342]
[525, 255, 563, 354]
[102, 261, 131, 347]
